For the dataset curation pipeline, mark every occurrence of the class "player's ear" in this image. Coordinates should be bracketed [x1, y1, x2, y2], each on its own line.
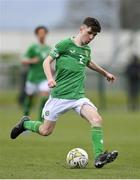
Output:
[80, 25, 86, 32]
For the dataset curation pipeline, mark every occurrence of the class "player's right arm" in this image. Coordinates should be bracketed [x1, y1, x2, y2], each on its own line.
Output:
[43, 39, 69, 88]
[43, 55, 56, 88]
[22, 57, 39, 65]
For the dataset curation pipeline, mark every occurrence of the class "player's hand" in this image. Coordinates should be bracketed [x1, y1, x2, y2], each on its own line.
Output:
[105, 72, 116, 82]
[48, 79, 56, 88]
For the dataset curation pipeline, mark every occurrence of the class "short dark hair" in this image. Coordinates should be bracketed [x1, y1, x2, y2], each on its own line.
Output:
[34, 26, 48, 34]
[83, 17, 101, 33]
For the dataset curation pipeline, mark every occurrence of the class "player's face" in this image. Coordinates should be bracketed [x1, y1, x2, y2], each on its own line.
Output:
[36, 29, 47, 42]
[80, 26, 97, 45]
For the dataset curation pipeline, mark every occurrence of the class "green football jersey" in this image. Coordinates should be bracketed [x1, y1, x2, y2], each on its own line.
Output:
[50, 38, 91, 99]
[24, 43, 51, 83]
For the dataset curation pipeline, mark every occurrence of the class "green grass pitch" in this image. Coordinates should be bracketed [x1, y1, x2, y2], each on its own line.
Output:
[0, 91, 140, 178]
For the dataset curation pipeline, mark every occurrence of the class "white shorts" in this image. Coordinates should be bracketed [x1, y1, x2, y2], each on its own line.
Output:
[42, 97, 97, 121]
[25, 80, 50, 95]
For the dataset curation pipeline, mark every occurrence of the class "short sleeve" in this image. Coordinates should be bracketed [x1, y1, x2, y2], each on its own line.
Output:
[49, 39, 69, 59]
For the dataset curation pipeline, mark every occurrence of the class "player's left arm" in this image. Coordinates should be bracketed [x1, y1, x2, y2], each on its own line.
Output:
[87, 60, 116, 82]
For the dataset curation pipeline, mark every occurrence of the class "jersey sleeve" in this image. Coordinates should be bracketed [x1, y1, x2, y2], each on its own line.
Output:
[24, 44, 36, 58]
[49, 39, 69, 59]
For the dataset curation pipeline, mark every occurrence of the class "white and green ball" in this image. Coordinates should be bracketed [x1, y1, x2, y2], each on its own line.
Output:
[66, 148, 88, 168]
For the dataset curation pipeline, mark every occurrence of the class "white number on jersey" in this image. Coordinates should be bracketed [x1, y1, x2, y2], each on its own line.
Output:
[79, 55, 84, 65]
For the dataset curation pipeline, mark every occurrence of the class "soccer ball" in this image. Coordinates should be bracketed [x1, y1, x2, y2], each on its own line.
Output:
[66, 148, 88, 168]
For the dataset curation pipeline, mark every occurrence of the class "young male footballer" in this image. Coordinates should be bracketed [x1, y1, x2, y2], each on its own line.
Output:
[22, 26, 51, 121]
[10, 17, 118, 168]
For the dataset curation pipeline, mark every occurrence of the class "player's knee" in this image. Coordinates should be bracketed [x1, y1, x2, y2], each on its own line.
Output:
[91, 115, 102, 126]
[40, 128, 53, 136]
[39, 126, 54, 136]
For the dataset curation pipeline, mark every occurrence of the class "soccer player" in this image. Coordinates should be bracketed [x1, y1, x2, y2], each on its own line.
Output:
[22, 26, 51, 121]
[10, 17, 118, 168]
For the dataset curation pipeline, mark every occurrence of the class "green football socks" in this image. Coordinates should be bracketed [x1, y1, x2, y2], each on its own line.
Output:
[91, 127, 104, 159]
[23, 120, 42, 133]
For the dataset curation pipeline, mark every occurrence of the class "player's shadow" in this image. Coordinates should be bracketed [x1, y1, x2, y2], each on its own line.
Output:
[55, 162, 109, 169]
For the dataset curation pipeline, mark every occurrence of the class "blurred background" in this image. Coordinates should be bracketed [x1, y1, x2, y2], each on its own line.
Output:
[0, 0, 140, 178]
[0, 0, 140, 111]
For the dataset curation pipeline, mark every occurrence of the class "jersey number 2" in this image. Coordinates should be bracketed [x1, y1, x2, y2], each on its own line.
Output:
[79, 55, 84, 65]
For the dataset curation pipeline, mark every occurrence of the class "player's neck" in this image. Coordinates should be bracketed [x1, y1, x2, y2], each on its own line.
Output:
[73, 35, 83, 47]
[38, 38, 46, 45]
[39, 41, 46, 46]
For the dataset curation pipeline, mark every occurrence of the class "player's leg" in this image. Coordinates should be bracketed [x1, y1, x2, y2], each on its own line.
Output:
[74, 98, 118, 168]
[18, 65, 29, 106]
[23, 81, 36, 116]
[10, 97, 68, 139]
[10, 115, 56, 139]
[38, 80, 50, 121]
[80, 104, 104, 158]
[38, 120, 56, 136]
[80, 104, 118, 168]
[22, 117, 56, 136]
[23, 95, 33, 116]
